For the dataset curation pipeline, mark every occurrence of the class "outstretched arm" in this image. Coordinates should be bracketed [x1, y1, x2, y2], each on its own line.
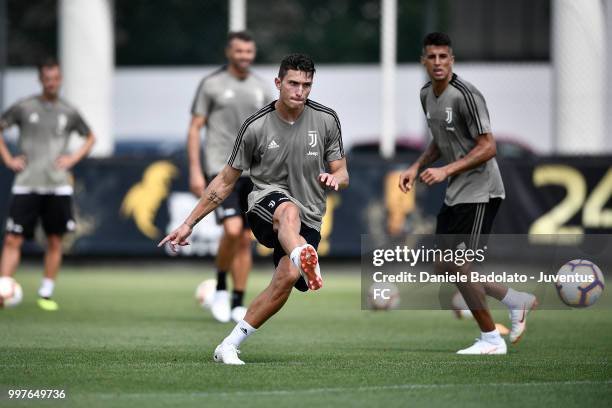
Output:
[319, 158, 349, 191]
[398, 141, 441, 193]
[158, 164, 242, 251]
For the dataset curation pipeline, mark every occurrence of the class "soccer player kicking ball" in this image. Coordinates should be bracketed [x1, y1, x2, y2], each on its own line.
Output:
[399, 33, 537, 354]
[188, 31, 273, 323]
[160, 54, 348, 364]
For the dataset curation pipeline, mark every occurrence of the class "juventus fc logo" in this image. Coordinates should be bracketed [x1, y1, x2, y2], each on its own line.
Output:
[308, 130, 318, 148]
[445, 107, 453, 124]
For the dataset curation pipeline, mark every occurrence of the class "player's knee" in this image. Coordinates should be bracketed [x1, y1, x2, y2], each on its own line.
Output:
[3, 234, 24, 249]
[223, 218, 243, 240]
[238, 230, 252, 249]
[224, 229, 241, 242]
[46, 235, 63, 251]
[274, 203, 300, 228]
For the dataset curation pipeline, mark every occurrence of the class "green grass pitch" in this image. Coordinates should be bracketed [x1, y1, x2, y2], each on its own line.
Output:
[1, 262, 611, 407]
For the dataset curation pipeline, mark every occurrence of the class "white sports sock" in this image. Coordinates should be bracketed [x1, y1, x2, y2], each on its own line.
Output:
[38, 278, 55, 298]
[501, 288, 524, 309]
[481, 329, 503, 344]
[223, 320, 257, 347]
[289, 245, 307, 269]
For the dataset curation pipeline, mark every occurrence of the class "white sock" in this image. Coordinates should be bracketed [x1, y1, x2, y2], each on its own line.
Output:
[481, 329, 503, 344]
[501, 288, 525, 309]
[222, 320, 257, 347]
[289, 245, 307, 269]
[38, 278, 55, 298]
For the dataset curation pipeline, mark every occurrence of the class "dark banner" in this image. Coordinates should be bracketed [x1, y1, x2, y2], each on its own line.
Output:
[0, 153, 610, 258]
[496, 157, 612, 236]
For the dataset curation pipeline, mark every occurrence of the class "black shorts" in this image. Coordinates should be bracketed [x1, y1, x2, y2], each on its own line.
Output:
[207, 174, 253, 227]
[5, 194, 75, 239]
[435, 198, 502, 250]
[247, 192, 321, 292]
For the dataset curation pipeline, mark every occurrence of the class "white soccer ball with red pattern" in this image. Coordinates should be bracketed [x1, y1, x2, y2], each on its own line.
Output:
[0, 277, 23, 308]
[555, 259, 605, 308]
[195, 279, 217, 309]
[368, 282, 400, 310]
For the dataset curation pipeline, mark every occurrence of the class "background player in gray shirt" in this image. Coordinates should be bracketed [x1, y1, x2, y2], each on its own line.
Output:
[0, 59, 96, 311]
[188, 31, 272, 324]
[399, 33, 536, 355]
[160, 54, 349, 364]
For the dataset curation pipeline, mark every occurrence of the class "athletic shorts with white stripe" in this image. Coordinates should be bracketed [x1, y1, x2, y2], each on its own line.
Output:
[435, 198, 502, 250]
[247, 191, 321, 292]
[206, 174, 253, 226]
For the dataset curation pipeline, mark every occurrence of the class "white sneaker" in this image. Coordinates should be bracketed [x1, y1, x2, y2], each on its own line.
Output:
[456, 337, 507, 355]
[509, 294, 538, 344]
[211, 290, 231, 323]
[295, 244, 322, 290]
[231, 306, 247, 323]
[213, 343, 245, 365]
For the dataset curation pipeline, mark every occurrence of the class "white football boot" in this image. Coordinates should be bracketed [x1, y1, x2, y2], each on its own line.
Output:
[231, 306, 247, 323]
[210, 290, 231, 323]
[456, 337, 507, 355]
[509, 293, 538, 344]
[295, 244, 322, 290]
[213, 343, 245, 365]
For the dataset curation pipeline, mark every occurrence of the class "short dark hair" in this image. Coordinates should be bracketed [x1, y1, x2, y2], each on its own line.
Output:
[227, 30, 254, 46]
[278, 53, 316, 79]
[37, 57, 60, 74]
[423, 32, 452, 53]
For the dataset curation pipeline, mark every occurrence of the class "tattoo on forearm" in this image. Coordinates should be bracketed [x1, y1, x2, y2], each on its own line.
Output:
[188, 214, 205, 228]
[207, 191, 222, 204]
[187, 191, 222, 228]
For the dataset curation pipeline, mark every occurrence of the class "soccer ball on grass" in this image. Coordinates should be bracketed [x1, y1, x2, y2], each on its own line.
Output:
[195, 279, 217, 309]
[555, 259, 605, 308]
[0, 277, 23, 308]
[367, 282, 400, 310]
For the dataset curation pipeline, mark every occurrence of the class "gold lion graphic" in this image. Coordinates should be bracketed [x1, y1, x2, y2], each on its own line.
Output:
[120, 161, 179, 239]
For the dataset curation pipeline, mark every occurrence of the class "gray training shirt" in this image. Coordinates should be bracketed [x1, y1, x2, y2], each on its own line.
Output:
[228, 99, 345, 231]
[0, 96, 90, 193]
[420, 73, 505, 205]
[191, 67, 272, 176]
